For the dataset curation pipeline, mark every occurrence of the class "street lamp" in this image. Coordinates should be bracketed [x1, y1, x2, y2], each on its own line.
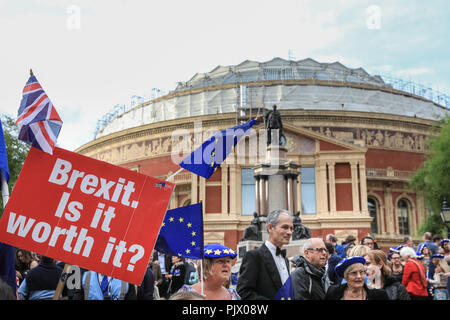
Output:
[440, 198, 450, 238]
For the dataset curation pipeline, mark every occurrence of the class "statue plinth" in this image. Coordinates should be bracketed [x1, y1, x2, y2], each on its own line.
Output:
[253, 145, 300, 216]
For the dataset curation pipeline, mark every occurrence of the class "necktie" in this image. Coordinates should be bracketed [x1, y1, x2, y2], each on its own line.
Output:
[100, 275, 109, 296]
[276, 247, 286, 258]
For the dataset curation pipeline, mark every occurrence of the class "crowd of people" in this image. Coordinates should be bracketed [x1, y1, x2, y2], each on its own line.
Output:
[0, 210, 449, 301]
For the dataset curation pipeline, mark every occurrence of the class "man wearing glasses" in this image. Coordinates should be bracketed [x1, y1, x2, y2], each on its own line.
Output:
[291, 238, 331, 300]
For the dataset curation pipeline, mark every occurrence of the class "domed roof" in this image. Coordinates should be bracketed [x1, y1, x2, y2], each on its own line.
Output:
[174, 57, 387, 92]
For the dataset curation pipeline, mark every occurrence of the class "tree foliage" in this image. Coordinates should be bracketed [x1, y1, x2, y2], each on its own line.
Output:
[0, 114, 30, 210]
[410, 116, 450, 236]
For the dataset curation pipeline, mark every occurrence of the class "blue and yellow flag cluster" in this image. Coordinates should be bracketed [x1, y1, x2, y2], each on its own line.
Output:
[155, 203, 204, 260]
[275, 275, 294, 300]
[179, 118, 256, 179]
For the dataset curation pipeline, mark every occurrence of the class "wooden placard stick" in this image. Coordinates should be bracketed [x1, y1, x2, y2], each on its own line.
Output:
[53, 263, 71, 300]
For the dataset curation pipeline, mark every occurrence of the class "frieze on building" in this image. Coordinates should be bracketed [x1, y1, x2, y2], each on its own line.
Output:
[308, 127, 428, 152]
[90, 124, 427, 165]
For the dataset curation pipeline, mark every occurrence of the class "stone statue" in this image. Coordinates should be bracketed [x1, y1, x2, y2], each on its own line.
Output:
[292, 211, 311, 240]
[241, 212, 262, 241]
[265, 105, 283, 146]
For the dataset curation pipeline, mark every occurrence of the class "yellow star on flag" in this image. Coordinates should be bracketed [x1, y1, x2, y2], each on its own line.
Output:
[191, 231, 196, 236]
[169, 217, 174, 222]
[187, 223, 192, 228]
[185, 249, 191, 254]
[191, 241, 196, 246]
[179, 217, 184, 223]
[205, 249, 213, 255]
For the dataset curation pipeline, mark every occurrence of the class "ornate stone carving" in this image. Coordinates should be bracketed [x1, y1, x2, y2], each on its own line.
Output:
[309, 126, 427, 152]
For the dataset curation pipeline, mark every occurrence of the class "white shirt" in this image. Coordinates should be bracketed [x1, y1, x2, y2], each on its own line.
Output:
[265, 240, 290, 285]
[158, 253, 166, 274]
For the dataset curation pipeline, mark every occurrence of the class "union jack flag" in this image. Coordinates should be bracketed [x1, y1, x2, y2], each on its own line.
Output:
[16, 71, 62, 154]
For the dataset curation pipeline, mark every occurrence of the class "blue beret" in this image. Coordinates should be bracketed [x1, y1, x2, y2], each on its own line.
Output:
[203, 243, 237, 259]
[416, 252, 424, 260]
[335, 256, 366, 278]
[431, 254, 444, 259]
[389, 246, 400, 253]
[441, 239, 449, 245]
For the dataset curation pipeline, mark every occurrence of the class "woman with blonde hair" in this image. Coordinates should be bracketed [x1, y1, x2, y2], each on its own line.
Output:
[178, 243, 240, 300]
[325, 256, 388, 300]
[348, 245, 371, 259]
[428, 254, 449, 300]
[366, 250, 410, 300]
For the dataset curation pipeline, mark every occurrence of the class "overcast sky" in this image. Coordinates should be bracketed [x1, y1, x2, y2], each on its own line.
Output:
[1, 0, 449, 151]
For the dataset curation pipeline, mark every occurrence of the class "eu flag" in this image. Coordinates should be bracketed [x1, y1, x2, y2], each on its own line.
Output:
[154, 203, 204, 260]
[0, 119, 9, 183]
[179, 118, 256, 179]
[0, 242, 16, 299]
[275, 275, 294, 300]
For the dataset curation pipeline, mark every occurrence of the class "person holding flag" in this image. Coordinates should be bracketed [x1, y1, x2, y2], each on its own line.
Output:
[176, 243, 239, 300]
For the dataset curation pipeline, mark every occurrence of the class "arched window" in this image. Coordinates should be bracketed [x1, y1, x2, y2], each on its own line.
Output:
[367, 198, 378, 234]
[397, 199, 410, 235]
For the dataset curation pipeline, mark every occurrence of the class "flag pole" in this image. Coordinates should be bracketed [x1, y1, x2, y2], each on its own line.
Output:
[1, 170, 9, 206]
[166, 167, 183, 181]
[53, 263, 71, 300]
[200, 259, 204, 296]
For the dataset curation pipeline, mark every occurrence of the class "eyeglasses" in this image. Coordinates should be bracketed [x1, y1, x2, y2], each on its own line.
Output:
[306, 248, 328, 254]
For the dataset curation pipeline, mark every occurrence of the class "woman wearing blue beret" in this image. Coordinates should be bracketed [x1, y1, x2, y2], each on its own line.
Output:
[176, 243, 240, 300]
[428, 254, 449, 300]
[325, 256, 388, 300]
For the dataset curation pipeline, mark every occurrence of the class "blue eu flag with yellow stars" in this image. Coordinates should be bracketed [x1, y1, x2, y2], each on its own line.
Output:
[179, 118, 256, 179]
[275, 275, 294, 300]
[154, 203, 204, 259]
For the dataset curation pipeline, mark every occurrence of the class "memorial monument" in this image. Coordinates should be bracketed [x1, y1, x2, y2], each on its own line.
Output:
[235, 106, 310, 269]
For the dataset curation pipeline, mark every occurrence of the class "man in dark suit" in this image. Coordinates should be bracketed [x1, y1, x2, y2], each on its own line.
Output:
[237, 209, 293, 300]
[152, 251, 173, 298]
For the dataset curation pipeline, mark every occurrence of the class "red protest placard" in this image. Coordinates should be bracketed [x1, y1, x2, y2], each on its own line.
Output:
[0, 147, 174, 285]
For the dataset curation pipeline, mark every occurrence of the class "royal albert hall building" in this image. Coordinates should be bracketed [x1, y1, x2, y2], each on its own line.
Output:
[76, 58, 450, 251]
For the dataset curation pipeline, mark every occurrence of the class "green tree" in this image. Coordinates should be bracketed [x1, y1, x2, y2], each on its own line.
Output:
[410, 116, 450, 236]
[0, 114, 30, 211]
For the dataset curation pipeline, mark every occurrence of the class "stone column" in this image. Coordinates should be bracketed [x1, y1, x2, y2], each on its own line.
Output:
[292, 176, 298, 214]
[229, 165, 238, 215]
[191, 173, 198, 204]
[297, 172, 302, 214]
[328, 162, 336, 214]
[350, 161, 360, 213]
[316, 161, 328, 214]
[260, 176, 267, 215]
[265, 177, 269, 213]
[199, 176, 206, 215]
[268, 174, 288, 213]
[286, 175, 294, 213]
[384, 183, 394, 234]
[359, 161, 368, 215]
[255, 176, 261, 215]
[222, 165, 229, 215]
